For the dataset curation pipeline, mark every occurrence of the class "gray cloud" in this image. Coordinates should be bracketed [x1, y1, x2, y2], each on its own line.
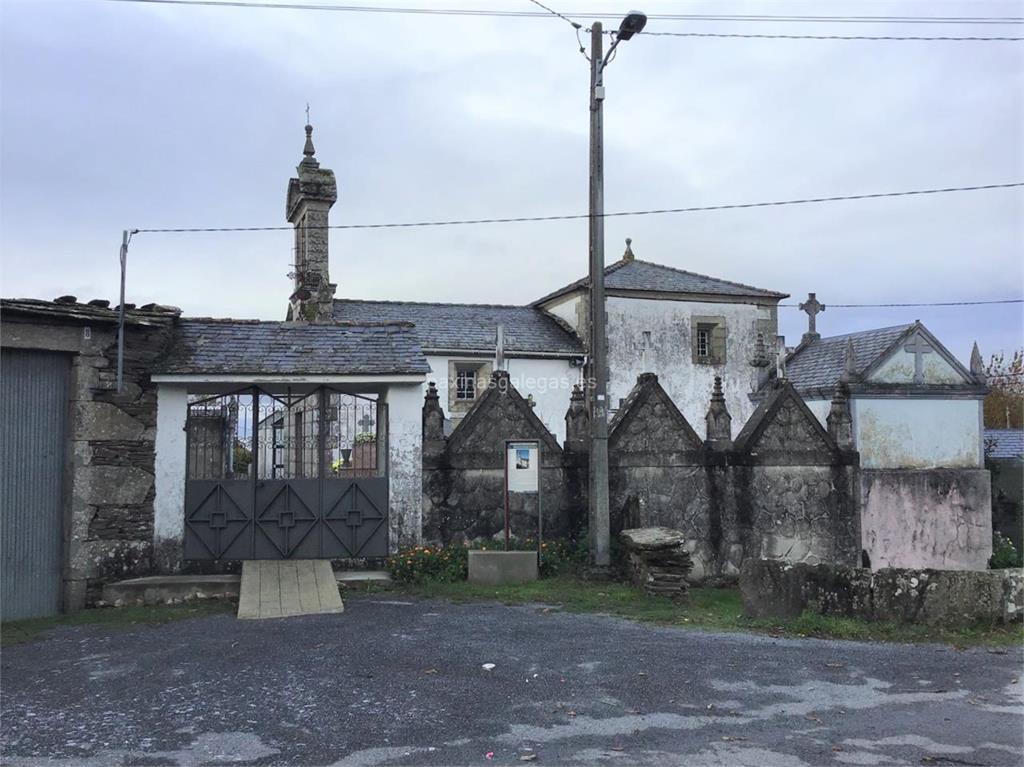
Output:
[1, 0, 1021, 363]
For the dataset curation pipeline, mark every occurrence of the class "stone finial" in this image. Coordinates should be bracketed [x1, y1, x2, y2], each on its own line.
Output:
[970, 341, 986, 384]
[798, 292, 825, 342]
[564, 383, 589, 452]
[749, 332, 772, 389]
[422, 381, 446, 444]
[840, 338, 858, 383]
[623, 237, 635, 262]
[300, 123, 319, 169]
[526, 394, 536, 409]
[637, 372, 658, 385]
[827, 382, 854, 449]
[705, 376, 732, 449]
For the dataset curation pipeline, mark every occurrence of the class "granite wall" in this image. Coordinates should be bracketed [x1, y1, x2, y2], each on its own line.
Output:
[421, 371, 587, 545]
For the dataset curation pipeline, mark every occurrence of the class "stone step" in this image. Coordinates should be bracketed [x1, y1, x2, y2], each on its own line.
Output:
[101, 574, 240, 606]
[101, 568, 390, 607]
[336, 570, 391, 585]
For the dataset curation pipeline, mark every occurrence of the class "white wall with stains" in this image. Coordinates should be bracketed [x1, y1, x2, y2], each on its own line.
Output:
[855, 398, 983, 469]
[868, 347, 966, 384]
[385, 383, 424, 551]
[153, 384, 188, 549]
[605, 296, 776, 434]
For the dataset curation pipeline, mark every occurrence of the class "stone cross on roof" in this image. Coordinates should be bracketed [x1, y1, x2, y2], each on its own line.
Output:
[904, 327, 933, 384]
[798, 292, 825, 342]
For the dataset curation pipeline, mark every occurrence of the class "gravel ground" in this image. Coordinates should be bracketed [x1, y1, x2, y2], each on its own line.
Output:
[2, 596, 1021, 766]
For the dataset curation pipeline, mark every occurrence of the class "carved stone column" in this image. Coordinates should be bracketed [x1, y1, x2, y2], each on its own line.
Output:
[705, 376, 732, 450]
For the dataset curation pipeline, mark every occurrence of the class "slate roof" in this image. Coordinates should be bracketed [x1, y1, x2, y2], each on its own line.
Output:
[1, 297, 180, 326]
[985, 429, 1024, 459]
[783, 324, 914, 391]
[532, 258, 788, 306]
[332, 300, 583, 355]
[157, 319, 430, 376]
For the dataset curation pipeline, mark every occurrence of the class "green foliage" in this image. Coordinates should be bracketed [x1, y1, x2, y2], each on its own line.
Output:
[232, 441, 252, 475]
[395, 576, 1023, 648]
[387, 545, 468, 584]
[983, 349, 1024, 429]
[1, 600, 235, 647]
[990, 531, 1023, 569]
[387, 538, 588, 584]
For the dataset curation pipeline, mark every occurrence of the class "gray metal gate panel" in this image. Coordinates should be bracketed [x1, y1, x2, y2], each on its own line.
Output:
[254, 479, 321, 559]
[322, 478, 389, 558]
[184, 480, 254, 560]
[1, 349, 70, 620]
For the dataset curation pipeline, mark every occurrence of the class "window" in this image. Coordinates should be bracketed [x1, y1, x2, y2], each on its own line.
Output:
[455, 368, 477, 401]
[691, 316, 726, 365]
[696, 326, 712, 358]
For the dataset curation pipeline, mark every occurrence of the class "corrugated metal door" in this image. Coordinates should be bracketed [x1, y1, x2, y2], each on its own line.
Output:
[1, 349, 70, 620]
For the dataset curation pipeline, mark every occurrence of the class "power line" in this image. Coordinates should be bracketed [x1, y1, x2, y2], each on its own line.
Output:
[525, 0, 580, 30]
[102, 0, 1024, 25]
[640, 30, 1024, 42]
[132, 182, 1024, 234]
[780, 299, 1024, 308]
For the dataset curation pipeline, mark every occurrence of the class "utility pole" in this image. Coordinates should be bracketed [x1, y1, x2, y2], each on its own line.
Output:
[117, 229, 129, 394]
[586, 11, 646, 570]
[588, 21, 611, 569]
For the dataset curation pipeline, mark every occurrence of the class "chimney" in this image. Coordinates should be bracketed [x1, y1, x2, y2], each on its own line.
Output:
[286, 123, 338, 322]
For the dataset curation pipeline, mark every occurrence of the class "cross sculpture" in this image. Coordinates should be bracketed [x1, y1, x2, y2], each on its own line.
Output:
[904, 330, 933, 384]
[357, 413, 374, 433]
[495, 324, 506, 372]
[798, 293, 825, 340]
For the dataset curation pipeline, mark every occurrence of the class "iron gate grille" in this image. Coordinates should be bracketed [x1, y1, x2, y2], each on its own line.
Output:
[184, 387, 388, 560]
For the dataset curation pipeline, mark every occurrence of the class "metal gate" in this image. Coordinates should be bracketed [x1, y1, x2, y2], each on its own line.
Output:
[1, 349, 70, 620]
[184, 387, 388, 560]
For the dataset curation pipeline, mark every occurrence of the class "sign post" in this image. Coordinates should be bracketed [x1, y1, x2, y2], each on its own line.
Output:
[505, 440, 543, 565]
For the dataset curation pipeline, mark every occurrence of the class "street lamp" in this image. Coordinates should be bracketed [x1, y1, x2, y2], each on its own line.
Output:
[588, 11, 646, 569]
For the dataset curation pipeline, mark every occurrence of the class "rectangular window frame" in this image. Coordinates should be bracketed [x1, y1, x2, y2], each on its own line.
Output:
[692, 316, 727, 366]
[455, 367, 478, 401]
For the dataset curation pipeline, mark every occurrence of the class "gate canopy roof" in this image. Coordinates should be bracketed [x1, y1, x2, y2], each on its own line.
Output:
[157, 319, 430, 376]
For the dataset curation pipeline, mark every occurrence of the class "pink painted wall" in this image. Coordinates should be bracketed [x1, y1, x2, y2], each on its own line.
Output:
[861, 469, 992, 571]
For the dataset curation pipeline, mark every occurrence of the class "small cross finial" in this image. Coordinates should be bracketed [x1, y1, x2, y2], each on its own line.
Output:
[798, 292, 825, 340]
[305, 102, 310, 125]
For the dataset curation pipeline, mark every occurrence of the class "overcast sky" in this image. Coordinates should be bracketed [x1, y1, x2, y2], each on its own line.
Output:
[2, 0, 1022, 363]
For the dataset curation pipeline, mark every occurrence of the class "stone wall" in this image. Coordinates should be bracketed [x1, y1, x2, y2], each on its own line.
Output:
[422, 371, 586, 545]
[741, 558, 1023, 626]
[608, 374, 861, 580]
[0, 300, 178, 608]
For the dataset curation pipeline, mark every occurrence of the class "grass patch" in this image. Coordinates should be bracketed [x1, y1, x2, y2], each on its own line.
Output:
[1, 599, 236, 647]
[390, 575, 1024, 647]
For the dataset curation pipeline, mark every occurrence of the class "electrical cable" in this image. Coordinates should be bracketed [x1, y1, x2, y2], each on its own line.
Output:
[132, 182, 1024, 234]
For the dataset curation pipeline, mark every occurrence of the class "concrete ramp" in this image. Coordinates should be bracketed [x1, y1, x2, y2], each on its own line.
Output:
[237, 560, 344, 620]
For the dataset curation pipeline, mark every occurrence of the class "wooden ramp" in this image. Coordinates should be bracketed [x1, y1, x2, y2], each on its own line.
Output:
[237, 560, 344, 620]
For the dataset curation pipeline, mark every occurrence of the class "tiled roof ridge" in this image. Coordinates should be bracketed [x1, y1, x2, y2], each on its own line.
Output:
[628, 258, 788, 298]
[180, 316, 416, 328]
[333, 298, 538, 310]
[807, 323, 916, 344]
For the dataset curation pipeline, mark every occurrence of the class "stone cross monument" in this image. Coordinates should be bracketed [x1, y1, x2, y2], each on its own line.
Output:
[798, 292, 825, 343]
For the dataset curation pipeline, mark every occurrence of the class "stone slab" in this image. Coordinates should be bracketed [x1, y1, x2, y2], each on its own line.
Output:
[237, 560, 344, 620]
[336, 570, 392, 584]
[468, 550, 539, 586]
[620, 527, 688, 551]
[102, 574, 240, 606]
